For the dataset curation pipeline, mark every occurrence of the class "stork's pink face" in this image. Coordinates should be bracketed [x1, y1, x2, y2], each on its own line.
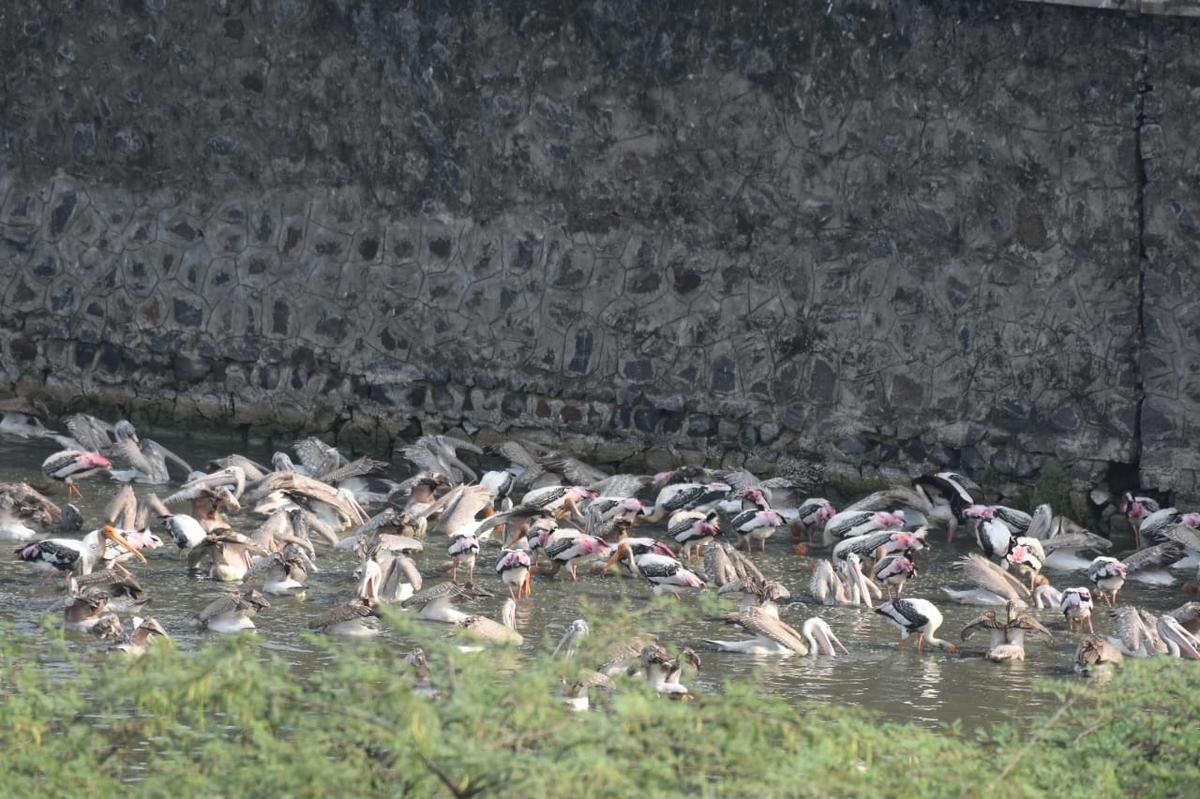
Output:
[566, 487, 595, 502]
[82, 452, 113, 468]
[700, 520, 719, 535]
[1009, 545, 1029, 564]
[762, 510, 784, 526]
[619, 498, 646, 513]
[653, 470, 675, 483]
[1128, 501, 1147, 519]
[965, 505, 995, 520]
[1184, 513, 1200, 529]
[818, 505, 837, 523]
[743, 488, 764, 503]
[877, 512, 905, 528]
[538, 529, 553, 549]
[706, 482, 733, 493]
[1112, 562, 1128, 577]
[894, 532, 922, 550]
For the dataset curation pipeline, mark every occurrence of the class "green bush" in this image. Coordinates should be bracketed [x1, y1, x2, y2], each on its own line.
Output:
[0, 606, 1196, 799]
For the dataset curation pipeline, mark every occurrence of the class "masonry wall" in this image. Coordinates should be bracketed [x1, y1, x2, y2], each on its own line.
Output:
[0, 1, 1197, 502]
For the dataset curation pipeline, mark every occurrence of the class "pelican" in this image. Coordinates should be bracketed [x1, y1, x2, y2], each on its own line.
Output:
[1041, 524, 1113, 571]
[63, 589, 117, 633]
[0, 482, 60, 541]
[311, 558, 385, 636]
[255, 544, 318, 595]
[187, 532, 268, 582]
[17, 524, 146, 576]
[941, 553, 1030, 608]
[810, 554, 875, 607]
[69, 563, 146, 612]
[1074, 636, 1123, 675]
[194, 587, 271, 633]
[456, 597, 523, 646]
[404, 581, 484, 624]
[875, 598, 958, 654]
[119, 617, 169, 656]
[638, 643, 700, 697]
[103, 421, 193, 484]
[1103, 607, 1168, 657]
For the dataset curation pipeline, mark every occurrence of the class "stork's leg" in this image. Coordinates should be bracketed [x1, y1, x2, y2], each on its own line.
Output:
[760, 539, 766, 553]
[451, 560, 459, 584]
[1086, 616, 1094, 634]
[917, 633, 925, 655]
[68, 481, 82, 499]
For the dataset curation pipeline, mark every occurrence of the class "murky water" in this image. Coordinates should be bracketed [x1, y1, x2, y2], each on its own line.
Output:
[0, 430, 1182, 731]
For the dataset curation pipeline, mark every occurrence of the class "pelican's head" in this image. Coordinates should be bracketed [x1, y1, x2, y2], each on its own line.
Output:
[552, 619, 590, 657]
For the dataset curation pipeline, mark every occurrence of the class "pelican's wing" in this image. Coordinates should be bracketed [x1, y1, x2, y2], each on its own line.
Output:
[588, 474, 650, 498]
[704, 543, 737, 587]
[715, 469, 762, 493]
[294, 437, 346, 477]
[1110, 606, 1150, 651]
[842, 486, 931, 515]
[64, 413, 114, 452]
[1009, 610, 1054, 643]
[425, 434, 483, 456]
[957, 554, 1029, 601]
[310, 600, 376, 630]
[1159, 524, 1200, 553]
[404, 581, 467, 607]
[726, 544, 765, 584]
[1123, 542, 1185, 573]
[398, 444, 448, 476]
[0, 481, 61, 522]
[195, 593, 240, 624]
[107, 436, 159, 478]
[319, 456, 390, 485]
[1024, 504, 1053, 540]
[433, 484, 496, 536]
[538, 453, 609, 487]
[382, 554, 423, 594]
[726, 608, 808, 654]
[208, 455, 269, 483]
[1042, 530, 1112, 554]
[143, 439, 194, 478]
[104, 485, 138, 529]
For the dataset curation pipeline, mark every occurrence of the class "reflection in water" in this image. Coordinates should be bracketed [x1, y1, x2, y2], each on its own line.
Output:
[0, 433, 1183, 731]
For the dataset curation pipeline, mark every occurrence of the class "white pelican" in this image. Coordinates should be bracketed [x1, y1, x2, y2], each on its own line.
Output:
[0, 482, 60, 541]
[940, 553, 1029, 608]
[1074, 636, 1124, 675]
[638, 643, 700, 697]
[187, 532, 268, 582]
[404, 581, 481, 624]
[455, 597, 523, 647]
[194, 587, 271, 633]
[119, 617, 169, 656]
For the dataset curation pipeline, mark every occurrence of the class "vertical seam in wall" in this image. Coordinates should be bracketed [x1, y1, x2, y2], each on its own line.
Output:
[1132, 23, 1149, 480]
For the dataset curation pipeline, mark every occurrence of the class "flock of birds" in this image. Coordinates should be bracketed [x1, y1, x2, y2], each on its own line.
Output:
[2, 402, 1199, 708]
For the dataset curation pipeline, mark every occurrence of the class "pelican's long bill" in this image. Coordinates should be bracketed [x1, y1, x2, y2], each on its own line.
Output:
[103, 525, 148, 563]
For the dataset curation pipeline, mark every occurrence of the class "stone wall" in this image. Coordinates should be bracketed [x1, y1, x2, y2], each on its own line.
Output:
[0, 1, 1196, 502]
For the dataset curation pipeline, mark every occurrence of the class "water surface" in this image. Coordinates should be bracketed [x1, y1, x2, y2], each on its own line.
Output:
[0, 431, 1177, 732]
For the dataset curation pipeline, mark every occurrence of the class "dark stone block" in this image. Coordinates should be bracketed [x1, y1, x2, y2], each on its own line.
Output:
[173, 299, 203, 327]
